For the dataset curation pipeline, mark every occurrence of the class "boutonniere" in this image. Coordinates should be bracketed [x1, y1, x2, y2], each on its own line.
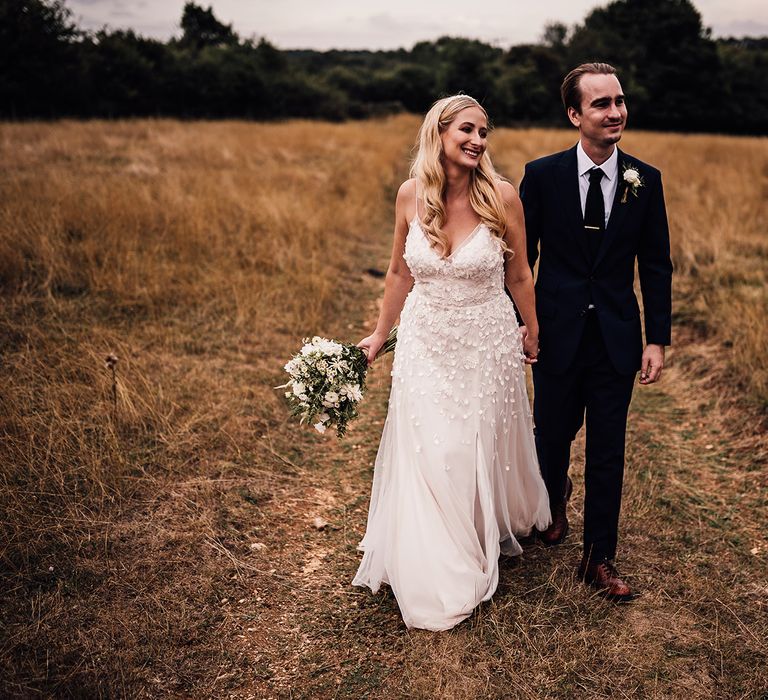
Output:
[621, 163, 644, 203]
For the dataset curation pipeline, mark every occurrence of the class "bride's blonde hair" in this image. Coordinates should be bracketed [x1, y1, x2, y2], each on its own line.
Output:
[410, 94, 510, 258]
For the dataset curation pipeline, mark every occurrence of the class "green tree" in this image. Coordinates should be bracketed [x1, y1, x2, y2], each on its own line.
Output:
[717, 37, 768, 133]
[567, 0, 724, 130]
[179, 2, 238, 50]
[0, 0, 81, 116]
[81, 30, 174, 116]
[432, 37, 502, 104]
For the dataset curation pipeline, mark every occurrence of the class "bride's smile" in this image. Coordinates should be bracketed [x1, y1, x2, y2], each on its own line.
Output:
[440, 107, 488, 170]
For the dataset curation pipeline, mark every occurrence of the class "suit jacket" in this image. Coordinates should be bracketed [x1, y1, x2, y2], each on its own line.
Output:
[520, 144, 672, 376]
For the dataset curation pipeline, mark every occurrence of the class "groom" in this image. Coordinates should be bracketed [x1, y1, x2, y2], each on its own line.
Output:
[520, 63, 672, 600]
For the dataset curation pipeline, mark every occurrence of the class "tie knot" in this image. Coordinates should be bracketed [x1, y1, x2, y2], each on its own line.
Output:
[589, 168, 604, 184]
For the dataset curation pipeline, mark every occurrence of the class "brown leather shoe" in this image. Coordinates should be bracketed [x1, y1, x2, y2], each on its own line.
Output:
[578, 557, 636, 602]
[538, 476, 573, 546]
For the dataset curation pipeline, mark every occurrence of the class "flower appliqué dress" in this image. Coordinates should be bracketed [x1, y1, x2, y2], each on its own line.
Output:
[352, 215, 551, 631]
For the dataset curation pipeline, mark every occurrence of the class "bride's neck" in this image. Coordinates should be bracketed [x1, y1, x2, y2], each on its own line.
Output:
[443, 167, 472, 201]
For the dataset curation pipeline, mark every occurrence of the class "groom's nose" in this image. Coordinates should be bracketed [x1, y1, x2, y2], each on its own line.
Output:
[607, 100, 622, 119]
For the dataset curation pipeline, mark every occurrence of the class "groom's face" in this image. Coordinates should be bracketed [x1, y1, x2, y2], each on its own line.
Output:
[568, 73, 627, 148]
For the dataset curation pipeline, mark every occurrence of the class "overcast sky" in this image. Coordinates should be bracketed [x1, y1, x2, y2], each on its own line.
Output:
[67, 0, 768, 49]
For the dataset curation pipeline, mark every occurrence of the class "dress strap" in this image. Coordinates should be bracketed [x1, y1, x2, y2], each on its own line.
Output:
[414, 182, 421, 223]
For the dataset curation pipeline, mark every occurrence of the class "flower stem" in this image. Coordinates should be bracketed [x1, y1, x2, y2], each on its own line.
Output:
[380, 326, 398, 355]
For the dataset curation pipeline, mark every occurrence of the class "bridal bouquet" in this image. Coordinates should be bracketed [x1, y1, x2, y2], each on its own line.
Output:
[278, 328, 397, 438]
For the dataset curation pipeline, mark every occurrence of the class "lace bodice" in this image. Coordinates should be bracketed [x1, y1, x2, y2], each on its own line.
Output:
[395, 217, 527, 424]
[403, 219, 506, 307]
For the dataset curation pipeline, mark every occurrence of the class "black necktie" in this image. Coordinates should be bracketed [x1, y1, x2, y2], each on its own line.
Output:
[584, 167, 605, 262]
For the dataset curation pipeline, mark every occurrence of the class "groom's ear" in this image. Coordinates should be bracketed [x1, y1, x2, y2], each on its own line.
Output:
[567, 106, 581, 129]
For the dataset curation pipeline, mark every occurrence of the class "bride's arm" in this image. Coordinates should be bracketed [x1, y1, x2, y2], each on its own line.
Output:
[358, 180, 415, 364]
[500, 181, 539, 363]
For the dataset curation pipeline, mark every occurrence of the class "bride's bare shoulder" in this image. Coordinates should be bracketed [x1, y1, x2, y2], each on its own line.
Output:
[397, 178, 418, 201]
[496, 178, 520, 206]
[395, 178, 418, 222]
[496, 177, 517, 204]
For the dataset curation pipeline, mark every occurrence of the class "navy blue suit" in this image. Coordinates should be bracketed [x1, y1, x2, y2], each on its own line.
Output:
[520, 144, 672, 561]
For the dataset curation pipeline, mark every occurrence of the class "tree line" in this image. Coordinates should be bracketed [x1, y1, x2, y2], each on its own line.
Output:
[2, 0, 766, 133]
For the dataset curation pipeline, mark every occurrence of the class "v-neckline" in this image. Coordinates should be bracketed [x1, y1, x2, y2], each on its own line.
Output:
[412, 218, 484, 260]
[446, 222, 483, 258]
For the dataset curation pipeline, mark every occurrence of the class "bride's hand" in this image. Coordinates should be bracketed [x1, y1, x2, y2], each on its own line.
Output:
[522, 330, 539, 364]
[357, 332, 387, 366]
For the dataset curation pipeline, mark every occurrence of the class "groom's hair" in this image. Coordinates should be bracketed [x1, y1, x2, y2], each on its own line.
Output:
[561, 63, 617, 113]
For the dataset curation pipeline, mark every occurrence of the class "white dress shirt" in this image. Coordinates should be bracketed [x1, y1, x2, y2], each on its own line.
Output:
[577, 141, 619, 227]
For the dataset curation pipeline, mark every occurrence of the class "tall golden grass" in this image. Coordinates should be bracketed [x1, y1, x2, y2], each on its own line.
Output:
[1, 117, 766, 697]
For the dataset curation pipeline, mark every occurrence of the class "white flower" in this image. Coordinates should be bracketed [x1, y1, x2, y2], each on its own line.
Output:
[623, 168, 640, 185]
[284, 357, 302, 374]
[300, 343, 315, 356]
[292, 382, 306, 396]
[330, 359, 349, 373]
[323, 391, 340, 407]
[344, 384, 363, 402]
[314, 422, 327, 434]
[299, 394, 308, 402]
[311, 336, 344, 356]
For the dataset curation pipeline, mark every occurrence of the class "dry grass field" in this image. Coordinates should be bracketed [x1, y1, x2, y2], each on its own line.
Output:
[1, 116, 766, 699]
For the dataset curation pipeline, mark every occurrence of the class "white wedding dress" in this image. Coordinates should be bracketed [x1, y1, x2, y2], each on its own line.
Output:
[352, 210, 551, 631]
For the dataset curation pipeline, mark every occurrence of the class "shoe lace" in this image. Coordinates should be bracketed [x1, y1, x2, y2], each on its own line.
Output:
[597, 559, 619, 578]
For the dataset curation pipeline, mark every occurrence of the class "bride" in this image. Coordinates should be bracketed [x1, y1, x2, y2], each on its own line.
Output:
[353, 94, 551, 631]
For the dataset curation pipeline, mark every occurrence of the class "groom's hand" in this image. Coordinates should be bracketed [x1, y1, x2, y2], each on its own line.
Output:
[639, 344, 665, 384]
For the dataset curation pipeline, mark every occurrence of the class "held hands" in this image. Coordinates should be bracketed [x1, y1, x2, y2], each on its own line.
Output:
[519, 325, 539, 365]
[639, 344, 665, 384]
[357, 332, 388, 366]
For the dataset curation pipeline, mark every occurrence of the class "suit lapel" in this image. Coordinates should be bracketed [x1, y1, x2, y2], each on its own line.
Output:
[556, 146, 592, 266]
[594, 149, 630, 268]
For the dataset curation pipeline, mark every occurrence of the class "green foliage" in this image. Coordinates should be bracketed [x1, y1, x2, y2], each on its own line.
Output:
[566, 0, 725, 131]
[179, 2, 237, 50]
[0, 0, 80, 116]
[0, 0, 765, 132]
[717, 37, 768, 133]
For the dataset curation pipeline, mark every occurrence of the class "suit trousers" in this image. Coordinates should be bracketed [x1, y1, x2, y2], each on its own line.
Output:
[532, 312, 636, 562]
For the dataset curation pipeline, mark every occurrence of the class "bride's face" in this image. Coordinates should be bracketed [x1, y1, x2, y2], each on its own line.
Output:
[440, 107, 488, 170]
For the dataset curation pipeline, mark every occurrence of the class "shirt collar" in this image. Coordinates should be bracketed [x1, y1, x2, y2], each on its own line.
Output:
[576, 141, 618, 181]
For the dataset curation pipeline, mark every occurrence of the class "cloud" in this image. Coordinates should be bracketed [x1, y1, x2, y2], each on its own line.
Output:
[712, 19, 768, 36]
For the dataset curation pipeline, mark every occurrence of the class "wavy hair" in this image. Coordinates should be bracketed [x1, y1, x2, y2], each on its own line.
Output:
[410, 94, 510, 258]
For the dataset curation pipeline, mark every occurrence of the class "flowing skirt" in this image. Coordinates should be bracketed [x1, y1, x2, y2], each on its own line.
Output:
[352, 290, 551, 631]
